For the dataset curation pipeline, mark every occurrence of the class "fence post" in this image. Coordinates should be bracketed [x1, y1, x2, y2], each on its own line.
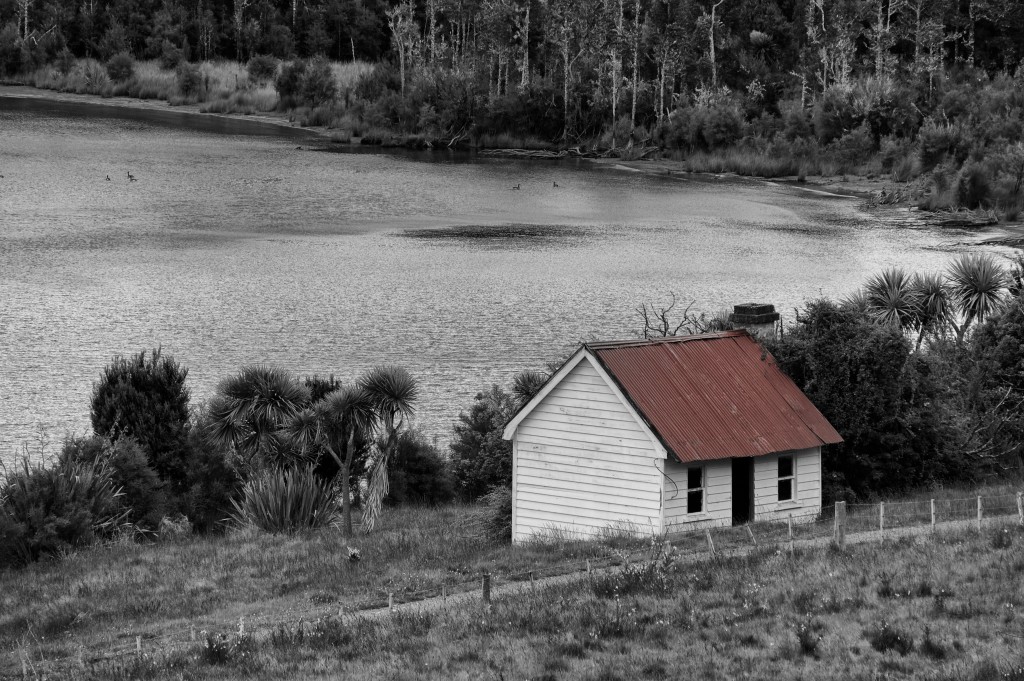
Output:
[442, 584, 447, 603]
[530, 571, 535, 594]
[705, 529, 717, 557]
[388, 592, 394, 612]
[834, 501, 846, 548]
[787, 514, 794, 556]
[482, 573, 491, 605]
[1018, 492, 1023, 526]
[930, 499, 936, 531]
[879, 502, 885, 532]
[746, 524, 757, 547]
[977, 496, 982, 531]
[136, 636, 142, 656]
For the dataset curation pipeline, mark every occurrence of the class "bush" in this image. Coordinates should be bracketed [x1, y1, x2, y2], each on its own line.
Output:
[58, 435, 168, 530]
[105, 52, 135, 82]
[956, 163, 992, 208]
[480, 486, 512, 543]
[275, 59, 307, 108]
[176, 61, 202, 98]
[449, 386, 517, 500]
[302, 58, 337, 108]
[385, 430, 454, 505]
[0, 458, 125, 568]
[247, 54, 278, 84]
[592, 542, 676, 597]
[0, 24, 24, 77]
[229, 465, 340, 532]
[90, 348, 191, 489]
[159, 41, 184, 70]
[865, 620, 914, 655]
[813, 86, 860, 144]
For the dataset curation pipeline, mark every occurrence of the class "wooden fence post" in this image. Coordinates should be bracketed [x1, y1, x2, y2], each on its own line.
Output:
[136, 636, 142, 656]
[930, 499, 936, 531]
[530, 571, 535, 594]
[1018, 492, 1023, 526]
[977, 496, 982, 531]
[787, 514, 794, 556]
[442, 584, 447, 603]
[388, 592, 394, 612]
[705, 529, 716, 557]
[482, 573, 491, 604]
[834, 501, 846, 548]
[879, 502, 885, 532]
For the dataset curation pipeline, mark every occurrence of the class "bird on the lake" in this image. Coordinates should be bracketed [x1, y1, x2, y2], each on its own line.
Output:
[553, 181, 559, 187]
[511, 183, 521, 190]
[127, 171, 136, 181]
[106, 175, 111, 181]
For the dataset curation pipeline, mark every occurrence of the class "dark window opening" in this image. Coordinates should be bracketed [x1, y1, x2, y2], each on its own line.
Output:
[778, 455, 795, 502]
[686, 467, 704, 514]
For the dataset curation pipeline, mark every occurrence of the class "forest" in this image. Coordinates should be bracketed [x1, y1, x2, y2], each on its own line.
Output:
[4, 0, 1024, 215]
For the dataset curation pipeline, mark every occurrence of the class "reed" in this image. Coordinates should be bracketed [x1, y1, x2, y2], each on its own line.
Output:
[229, 466, 340, 532]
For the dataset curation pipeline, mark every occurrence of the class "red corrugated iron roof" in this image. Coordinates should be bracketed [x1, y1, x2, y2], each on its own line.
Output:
[587, 330, 842, 463]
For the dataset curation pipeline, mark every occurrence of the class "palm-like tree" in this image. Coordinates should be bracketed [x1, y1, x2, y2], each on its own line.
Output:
[863, 267, 921, 330]
[208, 365, 311, 469]
[288, 386, 378, 536]
[946, 253, 1009, 343]
[911, 271, 952, 351]
[360, 366, 418, 533]
[512, 369, 548, 408]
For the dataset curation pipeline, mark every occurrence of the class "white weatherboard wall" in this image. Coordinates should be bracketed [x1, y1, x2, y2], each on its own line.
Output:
[753, 447, 821, 522]
[663, 458, 732, 532]
[512, 356, 662, 541]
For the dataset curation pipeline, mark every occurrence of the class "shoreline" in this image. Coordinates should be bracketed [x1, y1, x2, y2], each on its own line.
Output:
[5, 83, 1021, 242]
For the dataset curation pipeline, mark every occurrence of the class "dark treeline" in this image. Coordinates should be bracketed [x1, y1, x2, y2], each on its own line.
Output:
[4, 1, 1024, 137]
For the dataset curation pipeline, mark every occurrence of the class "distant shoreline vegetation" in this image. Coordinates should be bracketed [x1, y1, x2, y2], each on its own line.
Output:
[2, 0, 1024, 216]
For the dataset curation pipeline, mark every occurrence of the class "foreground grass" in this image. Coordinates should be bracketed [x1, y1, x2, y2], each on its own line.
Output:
[11, 522, 1024, 680]
[0, 504, 642, 672]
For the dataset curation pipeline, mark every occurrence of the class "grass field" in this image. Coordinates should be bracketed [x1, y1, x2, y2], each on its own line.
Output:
[7, 517, 1023, 679]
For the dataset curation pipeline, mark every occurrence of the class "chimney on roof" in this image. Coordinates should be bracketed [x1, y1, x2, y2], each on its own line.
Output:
[729, 303, 780, 340]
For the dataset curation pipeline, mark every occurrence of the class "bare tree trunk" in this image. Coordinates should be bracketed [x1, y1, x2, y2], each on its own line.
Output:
[341, 429, 356, 537]
[611, 0, 623, 147]
[563, 42, 571, 142]
[428, 0, 436, 64]
[521, 3, 530, 89]
[630, 0, 640, 134]
[709, 0, 723, 87]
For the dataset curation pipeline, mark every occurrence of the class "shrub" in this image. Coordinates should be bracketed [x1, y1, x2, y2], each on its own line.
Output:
[105, 52, 135, 82]
[58, 435, 168, 530]
[159, 41, 184, 70]
[592, 542, 676, 597]
[178, 414, 241, 532]
[480, 485, 512, 543]
[0, 24, 24, 77]
[247, 54, 278, 84]
[956, 163, 992, 208]
[90, 348, 191, 489]
[302, 58, 337, 108]
[796, 617, 823, 656]
[865, 620, 914, 655]
[275, 59, 307, 108]
[813, 86, 860, 144]
[919, 120, 969, 171]
[176, 61, 202, 98]
[229, 465, 340, 532]
[0, 458, 125, 568]
[449, 385, 517, 500]
[385, 430, 454, 505]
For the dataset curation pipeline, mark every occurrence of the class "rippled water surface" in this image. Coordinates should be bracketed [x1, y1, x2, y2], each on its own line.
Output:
[0, 94, 1008, 464]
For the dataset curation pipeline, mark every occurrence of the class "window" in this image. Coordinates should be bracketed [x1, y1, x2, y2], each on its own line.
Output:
[778, 455, 795, 502]
[687, 467, 704, 514]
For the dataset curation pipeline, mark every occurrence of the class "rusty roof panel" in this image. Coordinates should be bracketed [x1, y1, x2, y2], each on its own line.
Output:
[589, 331, 843, 463]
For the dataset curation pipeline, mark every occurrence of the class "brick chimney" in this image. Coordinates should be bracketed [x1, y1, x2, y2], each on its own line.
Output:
[729, 303, 780, 339]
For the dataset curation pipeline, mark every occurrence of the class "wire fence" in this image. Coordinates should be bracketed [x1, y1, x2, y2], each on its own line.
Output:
[13, 489, 1024, 676]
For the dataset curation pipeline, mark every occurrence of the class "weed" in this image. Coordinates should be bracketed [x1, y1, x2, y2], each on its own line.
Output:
[921, 626, 947, 660]
[200, 631, 257, 665]
[796, 616, 823, 657]
[992, 527, 1014, 550]
[865, 620, 914, 655]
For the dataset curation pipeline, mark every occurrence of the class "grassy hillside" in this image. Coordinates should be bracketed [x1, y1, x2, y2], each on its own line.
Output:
[4, 497, 1024, 680]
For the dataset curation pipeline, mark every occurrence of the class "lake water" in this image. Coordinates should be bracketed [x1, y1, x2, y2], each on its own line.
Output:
[0, 92, 1011, 466]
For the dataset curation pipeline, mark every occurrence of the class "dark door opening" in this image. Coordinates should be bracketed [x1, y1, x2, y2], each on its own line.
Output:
[732, 457, 753, 525]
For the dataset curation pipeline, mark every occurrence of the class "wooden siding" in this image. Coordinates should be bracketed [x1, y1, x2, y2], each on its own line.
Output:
[513, 357, 661, 541]
[663, 458, 732, 532]
[752, 447, 821, 522]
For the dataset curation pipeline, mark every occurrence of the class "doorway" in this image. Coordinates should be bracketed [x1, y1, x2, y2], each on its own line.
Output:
[731, 457, 753, 525]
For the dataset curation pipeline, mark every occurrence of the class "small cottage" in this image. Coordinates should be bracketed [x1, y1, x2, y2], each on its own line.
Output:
[501, 330, 843, 542]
